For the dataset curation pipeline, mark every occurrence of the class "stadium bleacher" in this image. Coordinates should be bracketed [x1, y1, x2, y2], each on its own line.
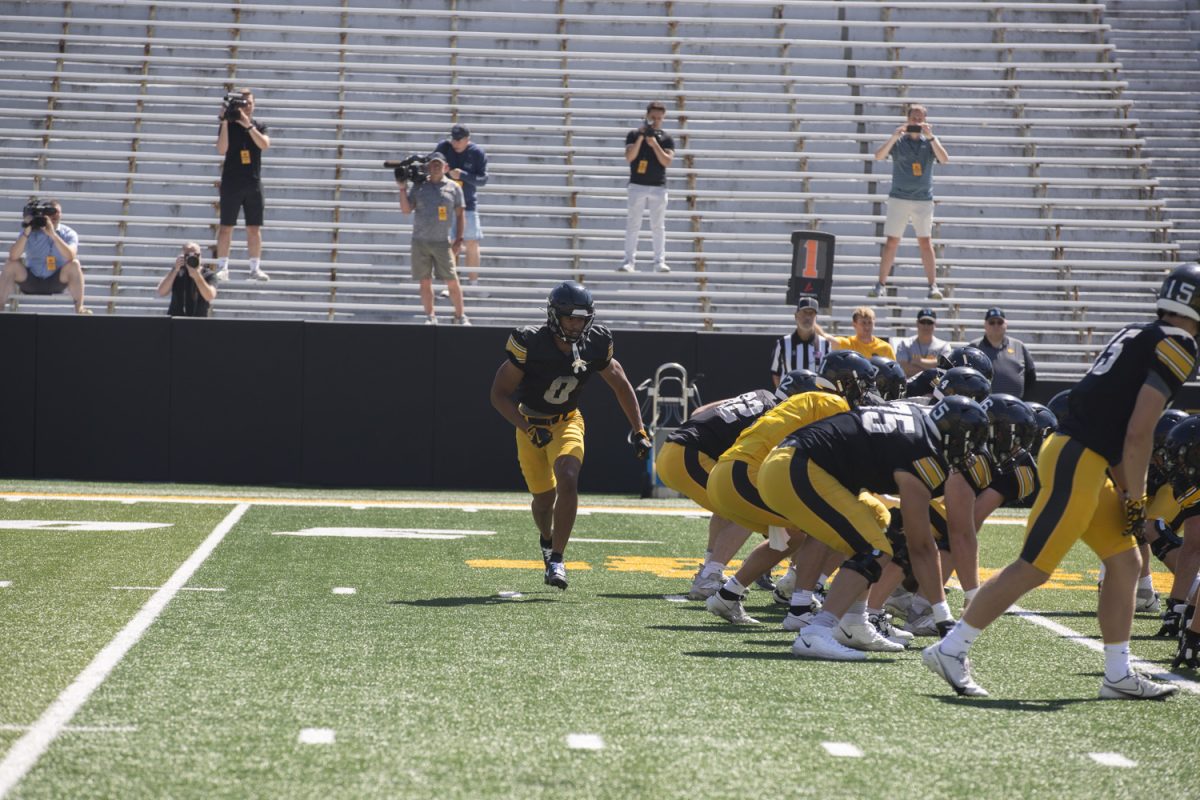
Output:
[0, 0, 1190, 380]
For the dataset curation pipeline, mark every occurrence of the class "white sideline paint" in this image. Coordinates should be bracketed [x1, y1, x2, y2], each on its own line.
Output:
[1089, 752, 1136, 768]
[663, 595, 688, 603]
[0, 521, 173, 532]
[1009, 606, 1200, 694]
[0, 582, 10, 589]
[497, 591, 523, 599]
[0, 724, 137, 734]
[569, 538, 663, 545]
[0, 503, 250, 799]
[298, 728, 335, 745]
[566, 733, 604, 750]
[821, 742, 863, 758]
[272, 527, 496, 540]
[331, 587, 357, 595]
[111, 586, 226, 592]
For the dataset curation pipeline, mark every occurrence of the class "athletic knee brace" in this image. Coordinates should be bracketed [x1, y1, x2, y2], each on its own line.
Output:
[840, 549, 884, 585]
[1150, 519, 1182, 562]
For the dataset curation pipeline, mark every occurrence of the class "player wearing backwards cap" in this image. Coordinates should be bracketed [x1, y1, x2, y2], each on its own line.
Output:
[435, 124, 488, 289]
[397, 151, 467, 325]
[489, 282, 650, 591]
[924, 264, 1200, 699]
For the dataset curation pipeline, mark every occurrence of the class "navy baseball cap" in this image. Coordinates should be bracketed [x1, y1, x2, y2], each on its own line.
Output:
[985, 307, 1005, 321]
[796, 296, 819, 311]
[450, 124, 470, 140]
[427, 151, 448, 164]
[917, 307, 937, 322]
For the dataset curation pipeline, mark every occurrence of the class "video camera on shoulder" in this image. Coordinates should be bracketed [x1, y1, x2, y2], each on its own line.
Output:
[22, 199, 56, 230]
[223, 92, 249, 122]
[383, 154, 430, 185]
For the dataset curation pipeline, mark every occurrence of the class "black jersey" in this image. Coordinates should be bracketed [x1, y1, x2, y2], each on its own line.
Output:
[504, 323, 614, 415]
[781, 404, 951, 495]
[983, 449, 1039, 505]
[1059, 321, 1198, 464]
[667, 390, 778, 459]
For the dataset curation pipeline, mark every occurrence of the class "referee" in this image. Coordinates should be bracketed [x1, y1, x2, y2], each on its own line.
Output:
[770, 296, 831, 387]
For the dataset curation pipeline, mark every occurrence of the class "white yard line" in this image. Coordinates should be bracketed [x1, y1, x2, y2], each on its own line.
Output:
[1009, 606, 1200, 694]
[820, 742, 863, 758]
[0, 503, 250, 799]
[565, 733, 605, 750]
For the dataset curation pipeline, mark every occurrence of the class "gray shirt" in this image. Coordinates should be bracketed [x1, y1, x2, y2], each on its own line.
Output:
[407, 179, 464, 243]
[971, 335, 1038, 399]
[895, 334, 950, 366]
[889, 136, 936, 201]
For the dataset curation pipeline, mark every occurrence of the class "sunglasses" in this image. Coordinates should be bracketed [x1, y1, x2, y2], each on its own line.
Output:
[918, 319, 935, 325]
[986, 318, 1005, 325]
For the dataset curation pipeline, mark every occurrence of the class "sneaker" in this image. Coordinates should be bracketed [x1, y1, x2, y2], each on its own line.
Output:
[754, 574, 776, 592]
[75, 306, 93, 316]
[811, 582, 826, 611]
[439, 288, 451, 298]
[654, 261, 671, 273]
[867, 281, 884, 298]
[1136, 585, 1161, 613]
[214, 267, 230, 282]
[687, 571, 724, 601]
[792, 625, 868, 661]
[249, 268, 270, 282]
[782, 608, 817, 632]
[927, 284, 943, 300]
[705, 592, 760, 624]
[834, 620, 906, 652]
[921, 643, 988, 697]
[773, 570, 796, 604]
[451, 314, 471, 326]
[1099, 671, 1179, 701]
[424, 314, 438, 326]
[870, 612, 915, 646]
[546, 562, 568, 590]
[904, 612, 940, 637]
[616, 261, 635, 273]
[885, 589, 913, 619]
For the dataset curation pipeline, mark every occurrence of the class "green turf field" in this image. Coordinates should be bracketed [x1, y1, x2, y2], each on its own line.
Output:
[0, 482, 1197, 799]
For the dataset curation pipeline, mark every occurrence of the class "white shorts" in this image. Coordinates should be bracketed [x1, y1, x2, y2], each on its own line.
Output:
[884, 198, 934, 238]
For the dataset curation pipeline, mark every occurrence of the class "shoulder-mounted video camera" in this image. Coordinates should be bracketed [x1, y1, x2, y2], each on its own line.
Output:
[223, 93, 249, 122]
[383, 154, 430, 185]
[23, 199, 56, 230]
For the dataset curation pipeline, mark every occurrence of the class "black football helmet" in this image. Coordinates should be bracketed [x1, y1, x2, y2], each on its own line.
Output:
[1047, 390, 1071, 426]
[1164, 416, 1200, 495]
[930, 395, 991, 471]
[1026, 401, 1057, 453]
[938, 345, 994, 382]
[933, 366, 991, 403]
[546, 281, 595, 343]
[1151, 408, 1190, 485]
[870, 356, 906, 400]
[905, 367, 944, 399]
[980, 393, 1037, 469]
[775, 368, 837, 400]
[1157, 262, 1200, 322]
[817, 351, 878, 407]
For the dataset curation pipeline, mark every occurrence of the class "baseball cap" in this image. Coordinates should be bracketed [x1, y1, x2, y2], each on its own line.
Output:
[985, 307, 1005, 321]
[917, 307, 936, 322]
[450, 124, 470, 140]
[427, 151, 448, 164]
[796, 296, 819, 311]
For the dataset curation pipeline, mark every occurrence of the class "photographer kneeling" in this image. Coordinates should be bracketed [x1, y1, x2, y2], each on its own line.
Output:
[157, 241, 218, 317]
[0, 199, 90, 315]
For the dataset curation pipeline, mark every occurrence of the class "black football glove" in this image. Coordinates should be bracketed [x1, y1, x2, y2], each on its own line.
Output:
[525, 425, 553, 449]
[631, 429, 652, 460]
[1122, 494, 1148, 542]
[1155, 600, 1185, 638]
[1173, 629, 1200, 669]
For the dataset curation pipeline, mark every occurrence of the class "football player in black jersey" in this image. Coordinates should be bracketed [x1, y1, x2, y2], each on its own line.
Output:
[489, 282, 650, 590]
[926, 263, 1200, 699]
[1161, 417, 1200, 667]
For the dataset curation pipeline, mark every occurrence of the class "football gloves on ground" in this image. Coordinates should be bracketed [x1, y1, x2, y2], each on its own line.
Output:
[1157, 601, 1185, 638]
[1173, 629, 1200, 669]
[631, 429, 652, 460]
[1122, 494, 1148, 542]
[526, 425, 553, 449]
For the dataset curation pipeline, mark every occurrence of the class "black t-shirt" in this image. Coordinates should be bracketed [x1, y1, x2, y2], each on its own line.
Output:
[626, 128, 674, 187]
[1059, 321, 1198, 464]
[167, 268, 217, 318]
[504, 323, 614, 416]
[220, 118, 269, 185]
[668, 390, 778, 459]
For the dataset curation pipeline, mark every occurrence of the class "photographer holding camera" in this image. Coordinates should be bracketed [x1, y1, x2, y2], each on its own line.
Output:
[870, 104, 950, 301]
[0, 199, 90, 314]
[618, 101, 674, 273]
[397, 151, 468, 325]
[215, 88, 271, 282]
[157, 241, 218, 317]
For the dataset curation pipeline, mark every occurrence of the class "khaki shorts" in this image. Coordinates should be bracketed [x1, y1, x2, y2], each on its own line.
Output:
[411, 240, 458, 282]
[884, 197, 934, 238]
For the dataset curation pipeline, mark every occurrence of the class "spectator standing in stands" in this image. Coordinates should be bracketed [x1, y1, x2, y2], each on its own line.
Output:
[157, 241, 218, 318]
[822, 305, 896, 360]
[769, 296, 832, 387]
[870, 104, 949, 301]
[435, 124, 489, 291]
[0, 199, 90, 315]
[894, 307, 951, 377]
[398, 152, 468, 326]
[215, 88, 271, 283]
[618, 101, 674, 273]
[972, 307, 1037, 398]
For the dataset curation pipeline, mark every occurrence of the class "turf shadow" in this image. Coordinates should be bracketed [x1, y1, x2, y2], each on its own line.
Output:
[925, 695, 1098, 711]
[389, 595, 558, 608]
[597, 592, 687, 601]
[684, 651, 899, 663]
[741, 639, 795, 647]
[649, 624, 765, 633]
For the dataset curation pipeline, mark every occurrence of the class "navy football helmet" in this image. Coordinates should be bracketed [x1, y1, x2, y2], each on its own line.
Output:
[776, 368, 837, 400]
[938, 345, 994, 383]
[1046, 390, 1070, 427]
[980, 393, 1037, 469]
[933, 366, 991, 403]
[905, 367, 944, 399]
[546, 281, 595, 343]
[1026, 401, 1057, 453]
[1151, 408, 1191, 485]
[870, 356, 907, 401]
[930, 395, 991, 472]
[818, 351, 878, 407]
[1157, 262, 1200, 322]
[1164, 416, 1200, 495]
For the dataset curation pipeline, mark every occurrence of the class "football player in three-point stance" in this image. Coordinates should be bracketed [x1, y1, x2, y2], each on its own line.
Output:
[489, 282, 650, 590]
[925, 263, 1200, 699]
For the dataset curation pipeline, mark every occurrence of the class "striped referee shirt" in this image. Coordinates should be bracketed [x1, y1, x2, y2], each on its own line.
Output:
[770, 330, 831, 379]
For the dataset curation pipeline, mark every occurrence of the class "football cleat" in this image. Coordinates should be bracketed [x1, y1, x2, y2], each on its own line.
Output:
[1173, 630, 1200, 669]
[921, 644, 989, 697]
[546, 562, 568, 590]
[812, 582, 828, 610]
[904, 612, 940, 637]
[754, 573, 776, 592]
[885, 589, 913, 619]
[1135, 585, 1161, 614]
[705, 593, 760, 624]
[870, 612, 915, 646]
[935, 620, 955, 639]
[540, 545, 554, 568]
[687, 571, 724, 602]
[773, 569, 796, 602]
[1099, 672, 1179, 700]
[782, 607, 817, 632]
[792, 626, 868, 661]
[835, 621, 906, 652]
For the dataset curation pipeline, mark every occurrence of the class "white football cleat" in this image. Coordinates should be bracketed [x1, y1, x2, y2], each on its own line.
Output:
[885, 589, 913, 619]
[870, 612, 915, 646]
[545, 562, 568, 590]
[1099, 672, 1180, 701]
[904, 612, 940, 637]
[705, 593, 759, 624]
[835, 620, 906, 652]
[1135, 585, 1161, 613]
[687, 571, 724, 601]
[772, 570, 796, 605]
[782, 608, 816, 632]
[792, 626, 868, 661]
[921, 644, 988, 697]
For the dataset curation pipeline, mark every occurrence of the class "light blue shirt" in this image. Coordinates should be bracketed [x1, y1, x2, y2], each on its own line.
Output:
[20, 223, 78, 278]
[888, 136, 936, 201]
